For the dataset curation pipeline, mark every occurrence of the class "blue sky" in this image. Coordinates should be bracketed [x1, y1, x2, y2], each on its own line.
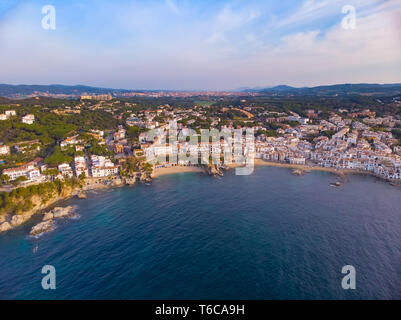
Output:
[0, 0, 400, 90]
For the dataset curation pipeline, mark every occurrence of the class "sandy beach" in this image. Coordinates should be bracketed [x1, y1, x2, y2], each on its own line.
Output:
[253, 159, 349, 175]
[153, 161, 355, 178]
[153, 166, 204, 177]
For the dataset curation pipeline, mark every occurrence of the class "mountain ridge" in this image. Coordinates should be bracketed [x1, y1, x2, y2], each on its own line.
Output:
[0, 83, 401, 98]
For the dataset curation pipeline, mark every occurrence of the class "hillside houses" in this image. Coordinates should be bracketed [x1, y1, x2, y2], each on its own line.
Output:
[14, 140, 41, 154]
[0, 110, 16, 120]
[60, 135, 81, 148]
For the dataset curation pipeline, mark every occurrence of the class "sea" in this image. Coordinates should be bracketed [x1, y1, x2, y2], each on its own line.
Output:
[0, 166, 400, 299]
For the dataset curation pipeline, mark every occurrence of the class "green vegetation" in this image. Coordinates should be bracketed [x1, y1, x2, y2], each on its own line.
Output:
[282, 120, 300, 128]
[143, 162, 153, 174]
[0, 174, 10, 183]
[0, 178, 81, 216]
[120, 157, 138, 176]
[392, 129, 401, 145]
[256, 129, 278, 137]
[194, 101, 213, 107]
[42, 168, 59, 177]
[126, 125, 149, 145]
[321, 130, 336, 139]
[88, 142, 112, 157]
[45, 146, 73, 165]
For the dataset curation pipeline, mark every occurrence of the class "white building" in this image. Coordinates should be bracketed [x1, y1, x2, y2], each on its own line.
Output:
[21, 114, 35, 124]
[5, 110, 16, 117]
[60, 135, 80, 148]
[2, 163, 42, 182]
[114, 127, 126, 140]
[58, 163, 74, 178]
[74, 156, 89, 177]
[90, 155, 119, 177]
[289, 157, 306, 165]
[0, 145, 10, 155]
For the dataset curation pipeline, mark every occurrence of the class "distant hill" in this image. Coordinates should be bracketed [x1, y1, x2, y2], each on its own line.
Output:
[0, 84, 130, 98]
[1, 83, 401, 98]
[248, 83, 401, 96]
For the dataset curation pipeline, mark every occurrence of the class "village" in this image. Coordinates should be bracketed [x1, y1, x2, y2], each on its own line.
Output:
[1, 97, 401, 188]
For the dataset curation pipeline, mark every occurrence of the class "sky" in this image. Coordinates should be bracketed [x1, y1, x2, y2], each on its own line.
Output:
[0, 0, 400, 90]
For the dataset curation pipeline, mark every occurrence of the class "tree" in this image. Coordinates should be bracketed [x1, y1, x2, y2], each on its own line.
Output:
[43, 168, 59, 177]
[12, 176, 28, 186]
[0, 174, 10, 184]
[321, 130, 336, 139]
[143, 162, 153, 174]
[88, 142, 112, 157]
[45, 146, 73, 165]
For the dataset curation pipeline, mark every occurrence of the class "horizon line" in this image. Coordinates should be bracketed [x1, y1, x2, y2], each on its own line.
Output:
[1, 82, 401, 93]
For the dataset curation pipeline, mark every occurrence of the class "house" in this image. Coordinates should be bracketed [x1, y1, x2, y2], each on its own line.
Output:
[75, 145, 84, 152]
[58, 163, 74, 178]
[87, 130, 104, 141]
[21, 114, 35, 124]
[289, 157, 306, 165]
[0, 145, 10, 155]
[114, 127, 126, 140]
[90, 155, 119, 177]
[14, 140, 41, 154]
[60, 135, 80, 148]
[286, 116, 309, 125]
[0, 114, 7, 121]
[2, 163, 42, 182]
[73, 156, 89, 177]
[114, 143, 124, 154]
[5, 110, 16, 117]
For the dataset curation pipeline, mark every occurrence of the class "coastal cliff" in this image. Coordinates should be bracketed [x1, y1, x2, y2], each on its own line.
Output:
[0, 180, 80, 233]
[0, 176, 138, 233]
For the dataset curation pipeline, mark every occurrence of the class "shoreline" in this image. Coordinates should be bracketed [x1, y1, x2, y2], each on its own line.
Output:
[152, 166, 204, 177]
[253, 159, 401, 183]
[1, 161, 399, 234]
[0, 178, 128, 234]
[253, 159, 350, 175]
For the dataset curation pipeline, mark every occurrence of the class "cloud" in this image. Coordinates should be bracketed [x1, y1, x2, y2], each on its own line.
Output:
[241, 5, 401, 87]
[0, 0, 400, 90]
[165, 0, 178, 13]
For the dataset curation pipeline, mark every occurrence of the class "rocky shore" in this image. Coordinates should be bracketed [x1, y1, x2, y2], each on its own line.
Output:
[30, 206, 76, 236]
[0, 187, 79, 233]
[0, 176, 137, 234]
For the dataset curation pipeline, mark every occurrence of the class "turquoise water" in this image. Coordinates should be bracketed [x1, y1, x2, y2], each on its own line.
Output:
[0, 167, 400, 299]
